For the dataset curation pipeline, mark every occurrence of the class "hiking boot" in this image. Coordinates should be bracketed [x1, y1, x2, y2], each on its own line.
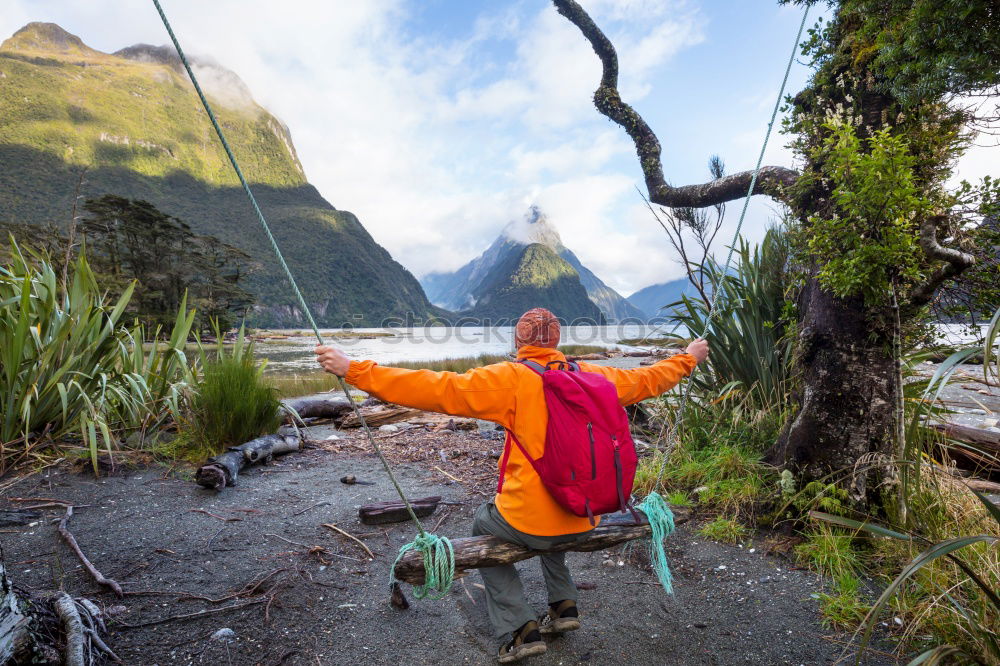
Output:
[498, 620, 547, 663]
[539, 600, 581, 635]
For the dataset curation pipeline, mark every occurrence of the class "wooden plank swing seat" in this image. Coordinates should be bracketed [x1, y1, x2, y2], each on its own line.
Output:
[392, 506, 690, 585]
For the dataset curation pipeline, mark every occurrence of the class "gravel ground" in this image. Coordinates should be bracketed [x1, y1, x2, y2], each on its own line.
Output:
[1, 430, 897, 666]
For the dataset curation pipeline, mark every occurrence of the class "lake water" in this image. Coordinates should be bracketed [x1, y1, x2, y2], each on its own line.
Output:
[256, 324, 677, 374]
[254, 322, 989, 375]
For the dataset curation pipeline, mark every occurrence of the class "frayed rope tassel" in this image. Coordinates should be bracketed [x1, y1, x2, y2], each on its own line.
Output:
[637, 492, 676, 594]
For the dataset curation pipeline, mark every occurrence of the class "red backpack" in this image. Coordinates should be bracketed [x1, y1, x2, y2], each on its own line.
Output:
[498, 359, 638, 525]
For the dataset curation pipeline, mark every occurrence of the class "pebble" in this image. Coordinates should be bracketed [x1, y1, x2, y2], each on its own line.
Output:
[379, 424, 399, 432]
[211, 628, 236, 642]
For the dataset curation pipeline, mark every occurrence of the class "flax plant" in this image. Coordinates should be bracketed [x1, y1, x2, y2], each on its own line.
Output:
[0, 242, 194, 472]
[667, 228, 794, 410]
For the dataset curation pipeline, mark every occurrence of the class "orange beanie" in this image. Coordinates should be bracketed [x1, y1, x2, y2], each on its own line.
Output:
[514, 308, 560, 349]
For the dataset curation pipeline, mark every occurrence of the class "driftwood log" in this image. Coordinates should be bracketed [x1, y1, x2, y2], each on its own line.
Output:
[339, 406, 422, 428]
[929, 423, 1000, 452]
[0, 510, 41, 527]
[393, 507, 690, 586]
[359, 496, 441, 525]
[281, 395, 353, 422]
[196, 434, 302, 490]
[0, 560, 31, 664]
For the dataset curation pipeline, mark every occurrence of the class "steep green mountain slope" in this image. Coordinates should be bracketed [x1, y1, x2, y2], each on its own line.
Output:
[466, 243, 603, 323]
[422, 206, 644, 321]
[0, 23, 438, 326]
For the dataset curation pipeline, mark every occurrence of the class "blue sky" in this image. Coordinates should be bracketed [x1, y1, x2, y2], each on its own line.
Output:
[2, 1, 993, 296]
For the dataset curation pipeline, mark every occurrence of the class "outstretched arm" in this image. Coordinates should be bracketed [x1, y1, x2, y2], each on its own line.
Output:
[316, 346, 518, 426]
[580, 339, 708, 405]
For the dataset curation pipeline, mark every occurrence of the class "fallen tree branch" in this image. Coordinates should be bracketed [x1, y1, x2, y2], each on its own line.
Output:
[57, 505, 123, 597]
[552, 0, 797, 208]
[280, 395, 353, 422]
[321, 523, 376, 559]
[339, 406, 422, 428]
[115, 598, 266, 629]
[196, 434, 302, 490]
[394, 507, 690, 585]
[928, 423, 1000, 452]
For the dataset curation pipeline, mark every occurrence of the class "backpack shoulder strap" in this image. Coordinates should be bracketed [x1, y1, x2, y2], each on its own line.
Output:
[518, 359, 547, 375]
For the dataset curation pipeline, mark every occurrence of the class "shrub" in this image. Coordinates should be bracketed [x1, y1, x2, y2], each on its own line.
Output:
[697, 517, 748, 544]
[0, 243, 194, 472]
[667, 228, 794, 410]
[186, 328, 281, 452]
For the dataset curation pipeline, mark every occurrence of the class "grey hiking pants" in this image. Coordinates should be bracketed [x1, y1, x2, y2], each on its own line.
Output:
[472, 502, 585, 637]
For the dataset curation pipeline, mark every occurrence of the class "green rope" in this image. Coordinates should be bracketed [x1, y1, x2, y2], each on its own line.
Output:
[655, 5, 811, 491]
[151, 0, 453, 592]
[392, 533, 456, 599]
[637, 492, 676, 594]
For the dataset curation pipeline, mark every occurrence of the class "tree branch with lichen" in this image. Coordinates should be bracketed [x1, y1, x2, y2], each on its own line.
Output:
[908, 215, 976, 306]
[552, 0, 799, 208]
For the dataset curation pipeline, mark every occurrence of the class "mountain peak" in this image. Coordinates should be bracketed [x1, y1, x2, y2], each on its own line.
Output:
[1, 22, 103, 58]
[501, 205, 564, 250]
[114, 43, 182, 69]
[114, 44, 257, 110]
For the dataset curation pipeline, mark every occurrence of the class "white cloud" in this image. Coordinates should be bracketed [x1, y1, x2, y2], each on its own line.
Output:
[0, 0, 789, 295]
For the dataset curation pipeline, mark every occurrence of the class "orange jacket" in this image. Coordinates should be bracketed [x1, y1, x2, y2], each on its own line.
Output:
[344, 345, 697, 536]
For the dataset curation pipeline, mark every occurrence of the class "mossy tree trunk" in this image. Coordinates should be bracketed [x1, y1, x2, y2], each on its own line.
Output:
[765, 280, 898, 499]
[553, 0, 986, 508]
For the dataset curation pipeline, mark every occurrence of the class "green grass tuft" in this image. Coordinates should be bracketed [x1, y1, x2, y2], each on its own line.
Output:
[794, 523, 862, 580]
[697, 517, 748, 544]
[816, 574, 870, 630]
[186, 352, 281, 453]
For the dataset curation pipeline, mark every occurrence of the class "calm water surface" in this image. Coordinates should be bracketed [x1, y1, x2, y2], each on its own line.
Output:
[256, 325, 677, 374]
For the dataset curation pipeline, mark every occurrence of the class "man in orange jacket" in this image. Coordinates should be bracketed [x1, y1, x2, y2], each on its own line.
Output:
[316, 308, 708, 663]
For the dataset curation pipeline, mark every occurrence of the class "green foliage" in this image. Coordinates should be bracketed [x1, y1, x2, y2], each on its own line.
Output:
[0, 28, 305, 187]
[845, 0, 1000, 103]
[790, 481, 851, 517]
[801, 122, 928, 305]
[816, 574, 870, 630]
[664, 490, 692, 507]
[4, 196, 255, 333]
[697, 517, 748, 544]
[558, 344, 611, 355]
[811, 491, 1000, 665]
[0, 243, 194, 472]
[184, 327, 281, 452]
[795, 523, 861, 580]
[634, 400, 778, 517]
[79, 195, 254, 332]
[667, 228, 794, 409]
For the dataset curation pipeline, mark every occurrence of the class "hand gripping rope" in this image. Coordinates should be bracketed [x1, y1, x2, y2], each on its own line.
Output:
[151, 0, 455, 599]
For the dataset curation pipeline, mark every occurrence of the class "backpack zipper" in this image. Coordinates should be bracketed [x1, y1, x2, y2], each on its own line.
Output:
[587, 422, 596, 479]
[612, 434, 627, 513]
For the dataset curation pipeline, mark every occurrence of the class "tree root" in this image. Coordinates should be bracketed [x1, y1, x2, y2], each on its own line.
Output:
[52, 593, 85, 666]
[57, 505, 123, 597]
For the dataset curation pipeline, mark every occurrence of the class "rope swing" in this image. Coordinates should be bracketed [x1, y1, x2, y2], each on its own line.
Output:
[151, 0, 456, 598]
[151, 0, 809, 601]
